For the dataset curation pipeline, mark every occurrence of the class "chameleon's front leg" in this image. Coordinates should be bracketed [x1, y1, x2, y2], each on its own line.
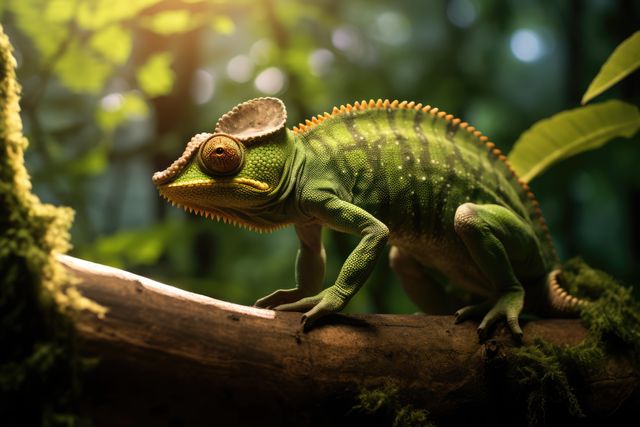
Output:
[255, 224, 325, 308]
[273, 196, 389, 330]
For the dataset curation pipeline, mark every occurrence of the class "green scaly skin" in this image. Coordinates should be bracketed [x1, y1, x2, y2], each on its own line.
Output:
[153, 97, 581, 341]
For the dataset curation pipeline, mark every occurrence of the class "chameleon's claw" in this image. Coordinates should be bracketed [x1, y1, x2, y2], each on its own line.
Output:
[454, 300, 494, 324]
[476, 288, 524, 342]
[275, 289, 346, 332]
[255, 288, 307, 308]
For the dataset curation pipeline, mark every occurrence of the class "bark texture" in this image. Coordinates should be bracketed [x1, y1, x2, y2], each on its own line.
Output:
[59, 255, 640, 426]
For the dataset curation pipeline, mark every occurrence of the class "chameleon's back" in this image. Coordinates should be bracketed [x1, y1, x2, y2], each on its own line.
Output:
[294, 100, 557, 268]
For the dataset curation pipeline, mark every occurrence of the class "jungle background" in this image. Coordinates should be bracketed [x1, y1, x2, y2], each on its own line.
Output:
[1, 0, 639, 314]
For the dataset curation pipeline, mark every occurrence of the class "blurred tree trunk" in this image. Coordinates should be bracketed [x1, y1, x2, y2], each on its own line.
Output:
[60, 256, 640, 426]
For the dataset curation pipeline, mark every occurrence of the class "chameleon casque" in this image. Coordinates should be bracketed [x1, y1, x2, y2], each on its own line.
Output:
[152, 97, 583, 340]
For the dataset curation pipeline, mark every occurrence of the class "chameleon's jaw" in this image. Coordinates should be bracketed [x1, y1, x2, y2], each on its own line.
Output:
[162, 178, 270, 192]
[156, 177, 271, 212]
[156, 180, 285, 232]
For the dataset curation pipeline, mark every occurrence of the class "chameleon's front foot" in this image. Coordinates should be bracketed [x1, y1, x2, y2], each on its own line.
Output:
[272, 288, 346, 331]
[254, 288, 310, 309]
[455, 287, 525, 342]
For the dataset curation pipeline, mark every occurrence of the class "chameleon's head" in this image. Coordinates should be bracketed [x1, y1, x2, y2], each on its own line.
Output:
[152, 97, 295, 229]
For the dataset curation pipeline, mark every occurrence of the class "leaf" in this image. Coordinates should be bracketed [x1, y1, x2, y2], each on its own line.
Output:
[67, 144, 108, 176]
[582, 31, 640, 104]
[89, 25, 132, 64]
[508, 100, 640, 183]
[211, 16, 235, 35]
[136, 52, 175, 97]
[141, 10, 201, 35]
[76, 0, 160, 30]
[53, 39, 113, 92]
[10, 0, 68, 58]
[96, 91, 149, 131]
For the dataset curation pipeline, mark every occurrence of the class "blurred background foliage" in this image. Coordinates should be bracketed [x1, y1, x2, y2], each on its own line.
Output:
[1, 0, 638, 313]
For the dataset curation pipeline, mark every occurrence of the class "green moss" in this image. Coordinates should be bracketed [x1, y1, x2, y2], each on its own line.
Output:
[354, 383, 434, 427]
[502, 258, 640, 426]
[0, 25, 98, 425]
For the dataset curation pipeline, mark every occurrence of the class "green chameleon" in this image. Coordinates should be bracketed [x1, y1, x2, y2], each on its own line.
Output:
[152, 97, 583, 340]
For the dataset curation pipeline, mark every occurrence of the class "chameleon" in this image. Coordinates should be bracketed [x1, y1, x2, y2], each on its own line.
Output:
[152, 97, 584, 340]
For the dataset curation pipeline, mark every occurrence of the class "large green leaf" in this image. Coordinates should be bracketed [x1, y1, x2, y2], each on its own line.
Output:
[508, 100, 640, 183]
[582, 31, 640, 104]
[136, 52, 175, 97]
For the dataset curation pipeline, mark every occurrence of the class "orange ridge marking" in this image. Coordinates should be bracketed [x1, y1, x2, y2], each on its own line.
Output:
[291, 99, 557, 260]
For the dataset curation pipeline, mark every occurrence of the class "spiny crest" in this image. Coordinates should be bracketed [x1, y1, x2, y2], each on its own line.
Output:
[159, 193, 289, 234]
[293, 98, 556, 259]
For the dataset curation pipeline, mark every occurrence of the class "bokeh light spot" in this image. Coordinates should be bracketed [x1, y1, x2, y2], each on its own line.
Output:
[447, 0, 477, 28]
[374, 11, 411, 46]
[100, 93, 124, 112]
[510, 29, 544, 62]
[191, 69, 215, 105]
[254, 67, 286, 95]
[308, 49, 334, 76]
[226, 55, 254, 83]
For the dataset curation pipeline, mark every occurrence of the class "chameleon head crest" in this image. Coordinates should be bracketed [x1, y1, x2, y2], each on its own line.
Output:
[215, 97, 287, 144]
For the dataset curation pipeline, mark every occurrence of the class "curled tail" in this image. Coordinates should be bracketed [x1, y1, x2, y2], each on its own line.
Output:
[539, 270, 589, 317]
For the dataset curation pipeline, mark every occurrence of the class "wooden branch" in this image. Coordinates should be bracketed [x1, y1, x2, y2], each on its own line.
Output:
[59, 255, 640, 425]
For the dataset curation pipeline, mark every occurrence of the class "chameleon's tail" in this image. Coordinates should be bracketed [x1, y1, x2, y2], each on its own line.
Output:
[539, 269, 589, 317]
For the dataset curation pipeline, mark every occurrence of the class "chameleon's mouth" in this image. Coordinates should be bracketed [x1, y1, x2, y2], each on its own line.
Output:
[163, 177, 270, 192]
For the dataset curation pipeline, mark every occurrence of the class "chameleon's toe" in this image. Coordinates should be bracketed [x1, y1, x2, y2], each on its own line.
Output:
[255, 288, 306, 309]
[477, 288, 524, 342]
[454, 300, 494, 324]
[275, 289, 346, 331]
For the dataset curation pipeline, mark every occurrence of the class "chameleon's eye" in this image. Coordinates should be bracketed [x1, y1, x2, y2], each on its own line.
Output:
[198, 134, 245, 176]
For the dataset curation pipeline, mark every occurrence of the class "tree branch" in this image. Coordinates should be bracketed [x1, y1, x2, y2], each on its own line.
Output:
[59, 255, 640, 425]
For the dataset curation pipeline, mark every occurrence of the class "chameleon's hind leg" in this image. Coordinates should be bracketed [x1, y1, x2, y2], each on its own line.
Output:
[389, 246, 465, 314]
[453, 203, 546, 341]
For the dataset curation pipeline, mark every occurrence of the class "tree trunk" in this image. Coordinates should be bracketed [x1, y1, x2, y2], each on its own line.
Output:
[59, 256, 639, 426]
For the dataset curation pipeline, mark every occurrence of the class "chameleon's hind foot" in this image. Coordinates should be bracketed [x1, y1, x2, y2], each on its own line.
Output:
[455, 287, 524, 342]
[479, 288, 525, 342]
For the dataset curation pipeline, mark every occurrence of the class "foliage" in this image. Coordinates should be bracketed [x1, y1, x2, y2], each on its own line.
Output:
[353, 382, 434, 427]
[509, 33, 640, 183]
[502, 258, 640, 426]
[0, 24, 101, 425]
[508, 100, 640, 182]
[582, 31, 640, 105]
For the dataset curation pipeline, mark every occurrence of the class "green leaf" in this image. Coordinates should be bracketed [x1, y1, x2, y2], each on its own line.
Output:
[96, 91, 149, 131]
[53, 39, 113, 92]
[509, 100, 640, 182]
[10, 0, 68, 58]
[67, 144, 108, 176]
[211, 16, 235, 35]
[141, 10, 200, 35]
[89, 25, 132, 64]
[76, 0, 160, 30]
[582, 31, 640, 104]
[136, 52, 175, 97]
